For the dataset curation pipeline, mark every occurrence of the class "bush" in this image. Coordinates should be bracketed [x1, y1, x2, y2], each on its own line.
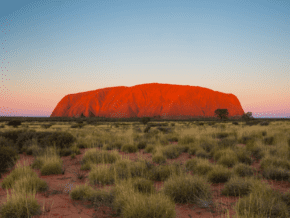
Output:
[77, 142, 88, 149]
[31, 131, 54, 148]
[121, 144, 138, 153]
[0, 137, 16, 148]
[207, 121, 216, 126]
[15, 130, 38, 152]
[260, 121, 270, 126]
[263, 136, 275, 145]
[140, 117, 151, 125]
[111, 142, 123, 150]
[58, 147, 73, 157]
[0, 129, 28, 145]
[0, 137, 20, 155]
[136, 141, 147, 149]
[214, 132, 229, 140]
[71, 153, 76, 159]
[245, 120, 260, 126]
[23, 144, 43, 156]
[70, 123, 85, 129]
[144, 126, 151, 133]
[41, 124, 53, 129]
[239, 136, 255, 145]
[0, 146, 20, 175]
[241, 113, 254, 121]
[167, 136, 178, 142]
[152, 155, 166, 166]
[42, 132, 77, 149]
[156, 127, 172, 134]
[85, 119, 96, 125]
[6, 120, 22, 128]
[133, 127, 142, 133]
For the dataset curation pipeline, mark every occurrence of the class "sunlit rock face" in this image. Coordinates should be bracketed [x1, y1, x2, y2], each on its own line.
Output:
[50, 83, 245, 119]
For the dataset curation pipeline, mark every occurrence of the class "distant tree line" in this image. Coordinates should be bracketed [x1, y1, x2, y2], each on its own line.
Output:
[214, 109, 254, 121]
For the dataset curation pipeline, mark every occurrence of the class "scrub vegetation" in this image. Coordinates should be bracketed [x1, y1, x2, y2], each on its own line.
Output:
[0, 116, 289, 218]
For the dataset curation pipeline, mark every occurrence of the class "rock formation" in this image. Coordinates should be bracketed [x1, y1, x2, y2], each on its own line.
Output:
[50, 83, 245, 119]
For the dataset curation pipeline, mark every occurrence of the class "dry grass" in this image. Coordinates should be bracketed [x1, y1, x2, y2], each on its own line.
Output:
[0, 120, 289, 218]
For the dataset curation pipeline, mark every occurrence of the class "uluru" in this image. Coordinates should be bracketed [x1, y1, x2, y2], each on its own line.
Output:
[50, 83, 245, 119]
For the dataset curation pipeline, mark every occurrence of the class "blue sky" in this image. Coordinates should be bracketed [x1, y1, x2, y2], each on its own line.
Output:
[0, 0, 289, 118]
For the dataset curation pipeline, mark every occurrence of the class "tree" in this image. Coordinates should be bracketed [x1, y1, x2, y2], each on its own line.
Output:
[140, 117, 151, 125]
[214, 109, 229, 120]
[242, 112, 254, 121]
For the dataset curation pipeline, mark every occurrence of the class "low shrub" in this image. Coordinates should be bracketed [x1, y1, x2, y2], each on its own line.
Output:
[76, 141, 89, 149]
[23, 144, 45, 157]
[140, 117, 151, 125]
[245, 120, 260, 126]
[58, 147, 73, 157]
[71, 153, 76, 159]
[133, 127, 142, 133]
[261, 131, 267, 136]
[260, 121, 270, 126]
[144, 126, 151, 133]
[0, 129, 28, 145]
[156, 127, 172, 134]
[143, 144, 156, 154]
[207, 121, 216, 126]
[6, 120, 22, 128]
[41, 124, 53, 129]
[263, 136, 275, 145]
[151, 154, 167, 166]
[70, 123, 85, 129]
[212, 132, 230, 140]
[0, 137, 16, 149]
[31, 131, 55, 148]
[167, 136, 178, 143]
[120, 144, 138, 153]
[15, 130, 38, 152]
[108, 142, 121, 150]
[0, 146, 20, 175]
[136, 141, 147, 149]
[42, 132, 77, 149]
[239, 136, 255, 145]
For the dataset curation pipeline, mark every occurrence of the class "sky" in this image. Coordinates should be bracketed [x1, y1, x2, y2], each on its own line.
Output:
[0, 0, 289, 118]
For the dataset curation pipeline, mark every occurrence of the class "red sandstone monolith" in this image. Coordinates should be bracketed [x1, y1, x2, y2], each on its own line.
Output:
[50, 83, 245, 119]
